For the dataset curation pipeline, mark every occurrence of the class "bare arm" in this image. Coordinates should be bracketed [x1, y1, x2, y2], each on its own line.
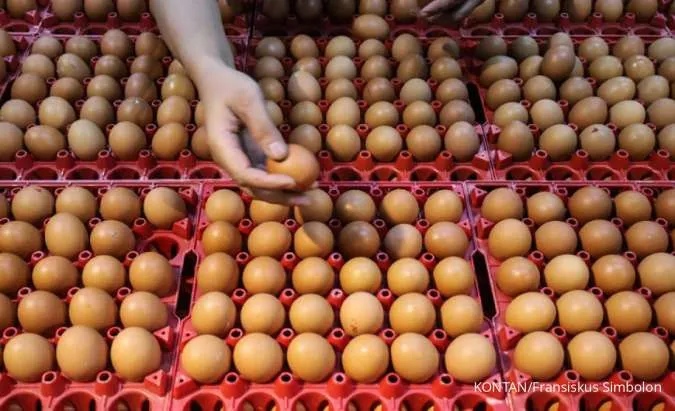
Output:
[150, 0, 309, 204]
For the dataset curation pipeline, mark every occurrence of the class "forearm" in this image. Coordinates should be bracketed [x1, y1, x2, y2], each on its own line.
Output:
[150, 0, 235, 84]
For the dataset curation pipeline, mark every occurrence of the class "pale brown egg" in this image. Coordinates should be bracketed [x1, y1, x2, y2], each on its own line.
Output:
[0, 99, 36, 129]
[38, 96, 76, 130]
[90, 220, 136, 258]
[433, 256, 474, 297]
[45, 212, 89, 260]
[557, 290, 604, 334]
[439, 100, 475, 126]
[406, 124, 441, 161]
[202, 221, 242, 256]
[496, 257, 541, 297]
[560, 77, 594, 106]
[80, 96, 114, 128]
[526, 191, 566, 225]
[366, 125, 403, 161]
[3, 333, 55, 382]
[100, 187, 141, 225]
[390, 333, 439, 383]
[625, 220, 668, 258]
[294, 221, 334, 258]
[335, 190, 376, 222]
[82, 255, 126, 294]
[293, 189, 333, 224]
[67, 118, 106, 160]
[362, 77, 395, 104]
[129, 252, 174, 297]
[654, 292, 675, 333]
[605, 291, 652, 335]
[0, 121, 23, 160]
[196, 252, 239, 295]
[424, 190, 463, 224]
[342, 334, 389, 383]
[22, 54, 55, 79]
[610, 100, 645, 129]
[544, 254, 589, 294]
[339, 257, 382, 294]
[68, 287, 117, 330]
[18, 290, 66, 334]
[591, 254, 636, 295]
[579, 37, 609, 62]
[506, 291, 556, 332]
[569, 186, 612, 224]
[340, 291, 383, 335]
[619, 332, 669, 381]
[425, 222, 469, 258]
[56, 53, 91, 80]
[240, 293, 285, 335]
[233, 333, 283, 383]
[488, 78, 522, 109]
[493, 102, 528, 129]
[481, 188, 524, 223]
[519, 55, 543, 81]
[0, 222, 42, 259]
[255, 37, 286, 59]
[535, 221, 578, 259]
[143, 187, 187, 229]
[242, 256, 286, 295]
[11, 185, 54, 225]
[291, 257, 334, 296]
[326, 124, 361, 161]
[130, 55, 162, 80]
[567, 331, 616, 381]
[488, 219, 532, 260]
[56, 325, 108, 382]
[440, 295, 482, 337]
[32, 256, 78, 295]
[0, 252, 30, 295]
[287, 333, 336, 382]
[513, 331, 564, 380]
[24, 125, 66, 160]
[110, 327, 162, 382]
[266, 144, 320, 190]
[352, 14, 390, 40]
[637, 75, 669, 104]
[589, 55, 623, 83]
[436, 78, 469, 103]
[124, 72, 157, 101]
[618, 123, 655, 160]
[387, 257, 428, 295]
[50, 77, 85, 103]
[614, 190, 651, 227]
[444, 333, 496, 383]
[247, 221, 291, 258]
[31, 36, 63, 58]
[597, 76, 636, 106]
[648, 98, 675, 129]
[579, 219, 623, 258]
[530, 99, 564, 130]
[180, 334, 231, 384]
[579, 124, 616, 160]
[95, 55, 128, 79]
[624, 55, 655, 82]
[191, 291, 236, 336]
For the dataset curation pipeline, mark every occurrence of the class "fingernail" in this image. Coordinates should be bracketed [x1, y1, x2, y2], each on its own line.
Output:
[268, 142, 287, 160]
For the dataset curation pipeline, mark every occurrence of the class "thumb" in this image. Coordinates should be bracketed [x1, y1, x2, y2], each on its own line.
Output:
[419, 0, 455, 18]
[232, 90, 288, 161]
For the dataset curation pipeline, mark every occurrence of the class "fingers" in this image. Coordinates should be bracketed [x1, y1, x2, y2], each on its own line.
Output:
[243, 187, 312, 206]
[450, 0, 485, 23]
[419, 0, 455, 18]
[231, 83, 289, 161]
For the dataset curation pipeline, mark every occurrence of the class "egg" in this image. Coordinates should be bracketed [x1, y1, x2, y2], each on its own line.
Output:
[38, 96, 76, 131]
[0, 122, 23, 160]
[493, 103, 528, 129]
[80, 96, 114, 129]
[365, 101, 399, 128]
[292, 57, 322, 77]
[288, 71, 321, 103]
[648, 98, 675, 129]
[637, 75, 669, 104]
[0, 99, 35, 129]
[294, 222, 335, 258]
[340, 292, 383, 336]
[579, 219, 623, 258]
[31, 35, 63, 58]
[654, 292, 675, 333]
[480, 56, 518, 87]
[522, 75, 557, 104]
[424, 222, 469, 258]
[424, 190, 463, 224]
[32, 256, 78, 295]
[556, 289, 604, 334]
[475, 36, 507, 61]
[513, 331, 564, 380]
[567, 331, 616, 381]
[143, 187, 187, 229]
[116, 97, 153, 127]
[12, 74, 48, 107]
[506, 291, 556, 332]
[180, 335, 231, 384]
[399, 79, 432, 104]
[610, 101, 646, 129]
[387, 258, 428, 295]
[195, 253, 238, 295]
[366, 125, 403, 161]
[289, 294, 334, 335]
[543, 254, 589, 294]
[240, 293, 285, 335]
[406, 125, 441, 161]
[249, 200, 289, 224]
[397, 55, 428, 82]
[618, 123, 656, 160]
[535, 222, 578, 259]
[266, 144, 320, 190]
[339, 257, 381, 294]
[436, 78, 469, 103]
[530, 99, 564, 130]
[17, 290, 66, 334]
[443, 334, 496, 385]
[495, 256, 540, 297]
[3, 333, 54, 382]
[591, 254, 636, 295]
[202, 222, 242, 256]
[519, 55, 543, 81]
[68, 287, 117, 330]
[605, 290, 652, 335]
[67, 119, 106, 160]
[326, 97, 360, 127]
[338, 221, 380, 259]
[289, 125, 322, 154]
[352, 14, 390, 40]
[325, 78, 358, 102]
[287, 333, 335, 382]
[129, 252, 174, 297]
[560, 77, 594, 106]
[191, 291, 236, 336]
[625, 221, 668, 257]
[125, 73, 158, 101]
[481, 188, 523, 223]
[45, 212, 89, 259]
[579, 124, 616, 160]
[624, 55, 654, 82]
[390, 333, 439, 383]
[362, 78, 395, 104]
[619, 332, 669, 381]
[294, 189, 333, 224]
[569, 187, 612, 224]
[56, 53, 91, 80]
[541, 45, 575, 81]
[335, 190, 376, 222]
[589, 56, 623, 83]
[342, 334, 389, 383]
[440, 295, 482, 337]
[152, 123, 189, 160]
[526, 192, 565, 225]
[111, 327, 162, 382]
[0, 292, 14, 329]
[233, 333, 284, 383]
[242, 256, 286, 295]
[100, 187, 141, 225]
[488, 219, 532, 260]
[0, 29, 16, 57]
[90, 220, 136, 258]
[359, 39, 388, 59]
[157, 96, 191, 126]
[24, 125, 66, 160]
[0, 222, 42, 259]
[7, 0, 37, 18]
[326, 124, 361, 161]
[247, 221, 291, 258]
[439, 100, 474, 126]
[119, 291, 168, 331]
[289, 35, 318, 59]
[487, 79, 522, 109]
[255, 37, 286, 59]
[656, 189, 675, 224]
[638, 252, 675, 295]
[56, 325, 108, 382]
[12, 186, 54, 225]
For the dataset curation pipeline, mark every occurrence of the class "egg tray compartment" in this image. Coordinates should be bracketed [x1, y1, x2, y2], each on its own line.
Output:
[39, 0, 254, 38]
[459, 9, 670, 39]
[0, 310, 180, 411]
[0, 0, 50, 33]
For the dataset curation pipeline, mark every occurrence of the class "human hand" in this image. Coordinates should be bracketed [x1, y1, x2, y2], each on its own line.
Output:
[418, 0, 486, 25]
[194, 57, 310, 205]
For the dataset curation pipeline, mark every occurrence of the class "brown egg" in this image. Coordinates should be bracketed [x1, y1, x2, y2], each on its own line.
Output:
[597, 76, 636, 106]
[569, 186, 612, 224]
[266, 100, 284, 126]
[68, 287, 117, 330]
[430, 57, 461, 82]
[38, 96, 76, 130]
[0, 292, 15, 329]
[137, 34, 168, 60]
[535, 221, 578, 259]
[202, 221, 242, 256]
[519, 55, 543, 81]
[338, 221, 380, 259]
[117, 0, 147, 21]
[505, 291, 556, 332]
[605, 290, 652, 335]
[11, 186, 54, 225]
[425, 222, 469, 258]
[143, 187, 187, 229]
[247, 221, 291, 258]
[540, 124, 578, 161]
[67, 119, 106, 160]
[658, 57, 675, 83]
[423, 190, 462, 225]
[618, 123, 655, 160]
[619, 332, 669, 381]
[514, 331, 564, 380]
[342, 334, 389, 383]
[624, 55, 654, 82]
[654, 292, 675, 333]
[339, 257, 381, 294]
[430, 257, 472, 298]
[496, 257, 540, 297]
[289, 35, 318, 59]
[610, 100, 645, 129]
[389, 292, 436, 335]
[0, 122, 23, 160]
[10, 73, 46, 106]
[116, 97, 152, 127]
[399, 79, 432, 104]
[567, 331, 616, 381]
[45, 212, 89, 260]
[397, 54, 428, 82]
[289, 124, 321, 154]
[124, 72, 157, 101]
[0, 222, 42, 259]
[119, 291, 168, 331]
[637, 75, 669, 104]
[627, 0, 657, 21]
[508, 36, 538, 62]
[610, 36, 643, 61]
[359, 0, 387, 15]
[436, 78, 469, 103]
[362, 77, 395, 104]
[352, 14, 389, 40]
[579, 37, 609, 62]
[326, 97, 360, 127]
[541, 45, 576, 81]
[254, 56, 284, 79]
[240, 293, 285, 335]
[340, 291, 384, 335]
[406, 125, 441, 161]
[156, 96, 191, 126]
[526, 192, 566, 225]
[56, 53, 91, 81]
[391, 34, 421, 62]
[488, 219, 532, 260]
[0, 28, 15, 57]
[294, 222, 334, 258]
[49, 77, 84, 103]
[287, 332, 336, 383]
[445, 333, 496, 384]
[475, 36, 507, 61]
[0, 99, 36, 129]
[625, 220, 668, 258]
[31, 36, 63, 58]
[365, 101, 399, 127]
[358, 38, 388, 59]
[589, 55, 623, 82]
[648, 98, 675, 129]
[481, 188, 523, 223]
[266, 144, 320, 190]
[233, 333, 284, 383]
[3, 333, 55, 382]
[544, 254, 589, 294]
[130, 55, 162, 80]
[360, 55, 391, 80]
[491, 76, 525, 108]
[293, 189, 333, 224]
[291, 257, 333, 296]
[656, 189, 675, 225]
[288, 101, 321, 126]
[579, 220, 623, 258]
[80, 96, 114, 128]
[56, 325, 108, 382]
[90, 220, 135, 258]
[152, 123, 189, 159]
[522, 75, 557, 104]
[288, 293, 334, 335]
[191, 291, 236, 336]
[557, 289, 604, 334]
[242, 256, 285, 295]
[614, 191, 651, 227]
[255, 37, 286, 59]
[23, 125, 66, 160]
[288, 71, 321, 103]
[17, 290, 66, 334]
[439, 100, 474, 126]
[196, 252, 239, 295]
[559, 77, 594, 106]
[530, 99, 564, 130]
[129, 252, 174, 297]
[387, 258, 429, 295]
[378, 189, 418, 225]
[366, 125, 403, 161]
[99, 187, 140, 225]
[249, 200, 289, 224]
[180, 334, 231, 384]
[497, 121, 534, 161]
[325, 78, 358, 103]
[94, 55, 127, 79]
[335, 190, 376, 222]
[591, 254, 636, 295]
[493, 102, 528, 128]
[259, 78, 285, 102]
[391, 333, 439, 383]
[161, 73, 196, 100]
[326, 124, 361, 161]
[32, 256, 77, 295]
[440, 295, 482, 337]
[579, 124, 616, 160]
[110, 327, 162, 382]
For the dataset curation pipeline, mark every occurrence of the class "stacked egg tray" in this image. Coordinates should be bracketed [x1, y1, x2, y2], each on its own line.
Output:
[466, 181, 675, 411]
[170, 182, 509, 411]
[0, 181, 199, 411]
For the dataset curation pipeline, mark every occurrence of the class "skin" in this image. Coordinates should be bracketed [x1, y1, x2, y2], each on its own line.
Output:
[151, 0, 309, 205]
[419, 0, 486, 24]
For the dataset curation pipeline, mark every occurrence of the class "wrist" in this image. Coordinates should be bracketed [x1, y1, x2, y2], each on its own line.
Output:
[188, 55, 235, 88]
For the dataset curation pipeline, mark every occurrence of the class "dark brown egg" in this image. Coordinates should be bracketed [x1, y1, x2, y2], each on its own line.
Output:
[579, 124, 616, 160]
[592, 254, 636, 295]
[0, 252, 29, 294]
[557, 289, 604, 334]
[11, 73, 47, 104]
[3, 333, 54, 382]
[340, 292, 384, 335]
[499, 0, 529, 20]
[619, 332, 669, 381]
[80, 96, 114, 128]
[496, 257, 540, 297]
[527, 191, 566, 225]
[533, 0, 560, 21]
[255, 37, 286, 59]
[45, 212, 89, 260]
[506, 291, 556, 332]
[338, 221, 380, 259]
[31, 36, 63, 58]
[100, 30, 132, 58]
[383, 223, 423, 259]
[541, 45, 576, 81]
[406, 124, 441, 161]
[567, 331, 616, 381]
[117, 0, 146, 21]
[424, 189, 463, 224]
[536, 221, 578, 259]
[32, 256, 78, 295]
[64, 36, 97, 62]
[475, 36, 507, 61]
[17, 290, 66, 334]
[560, 77, 594, 106]
[614, 191, 652, 226]
[424, 221, 469, 258]
[493, 102, 529, 128]
[0, 221, 42, 259]
[638, 252, 675, 295]
[480, 56, 518, 87]
[135, 32, 168, 60]
[497, 120, 534, 161]
[68, 287, 117, 330]
[389, 292, 436, 335]
[544, 254, 589, 294]
[352, 14, 390, 40]
[618, 123, 655, 160]
[90, 220, 135, 258]
[335, 190, 376, 222]
[82, 255, 126, 294]
[11, 186, 54, 225]
[242, 256, 285, 295]
[365, 125, 403, 161]
[295, 0, 323, 21]
[579, 219, 623, 258]
[530, 99, 564, 130]
[359, 0, 387, 15]
[488, 219, 532, 260]
[0, 29, 15, 57]
[481, 188, 524, 223]
[390, 333, 439, 383]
